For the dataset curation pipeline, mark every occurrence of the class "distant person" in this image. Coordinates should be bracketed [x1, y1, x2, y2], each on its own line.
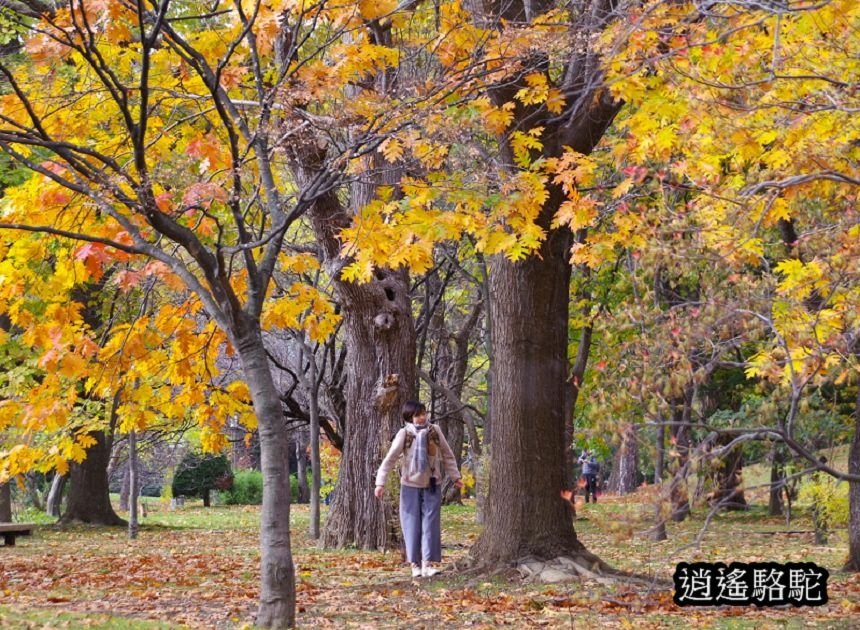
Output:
[375, 400, 463, 578]
[578, 449, 600, 503]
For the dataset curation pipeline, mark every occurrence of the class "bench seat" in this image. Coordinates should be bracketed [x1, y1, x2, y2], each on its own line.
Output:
[0, 522, 36, 546]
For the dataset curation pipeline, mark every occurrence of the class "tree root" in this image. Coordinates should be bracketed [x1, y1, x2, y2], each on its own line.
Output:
[453, 549, 670, 589]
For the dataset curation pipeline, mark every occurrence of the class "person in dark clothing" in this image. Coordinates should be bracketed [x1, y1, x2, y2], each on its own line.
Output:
[578, 449, 600, 503]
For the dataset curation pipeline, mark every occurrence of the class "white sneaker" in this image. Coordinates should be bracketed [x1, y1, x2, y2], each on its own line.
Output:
[421, 561, 440, 577]
[410, 564, 422, 578]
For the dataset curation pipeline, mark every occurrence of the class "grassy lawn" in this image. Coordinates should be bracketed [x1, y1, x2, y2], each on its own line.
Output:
[1, 489, 858, 628]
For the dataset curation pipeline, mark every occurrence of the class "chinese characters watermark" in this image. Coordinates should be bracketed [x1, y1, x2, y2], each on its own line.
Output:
[673, 562, 828, 607]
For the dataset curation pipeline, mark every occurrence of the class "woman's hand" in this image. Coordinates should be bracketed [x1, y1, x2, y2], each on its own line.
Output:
[374, 485, 385, 498]
[453, 479, 464, 489]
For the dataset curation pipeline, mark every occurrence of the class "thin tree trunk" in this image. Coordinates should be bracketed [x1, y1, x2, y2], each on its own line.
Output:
[128, 430, 139, 540]
[296, 433, 309, 504]
[669, 388, 693, 522]
[236, 324, 295, 628]
[565, 325, 593, 491]
[844, 386, 860, 571]
[650, 417, 668, 541]
[607, 423, 639, 495]
[769, 444, 785, 516]
[46, 474, 66, 518]
[120, 464, 131, 512]
[0, 482, 11, 522]
[309, 352, 322, 539]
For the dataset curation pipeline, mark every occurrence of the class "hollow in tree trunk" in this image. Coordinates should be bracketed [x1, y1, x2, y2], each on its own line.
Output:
[59, 430, 126, 526]
[320, 268, 416, 549]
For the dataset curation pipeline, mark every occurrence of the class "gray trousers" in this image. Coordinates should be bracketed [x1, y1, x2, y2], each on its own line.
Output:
[400, 484, 442, 563]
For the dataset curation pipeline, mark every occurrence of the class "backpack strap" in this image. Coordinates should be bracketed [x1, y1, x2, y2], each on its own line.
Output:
[401, 424, 439, 456]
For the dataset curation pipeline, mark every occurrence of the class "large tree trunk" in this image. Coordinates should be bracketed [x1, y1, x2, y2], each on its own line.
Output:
[59, 430, 125, 526]
[236, 323, 295, 628]
[845, 386, 860, 572]
[321, 268, 416, 549]
[607, 424, 639, 495]
[471, 224, 587, 564]
[293, 141, 417, 551]
[464, 0, 620, 568]
[0, 482, 11, 521]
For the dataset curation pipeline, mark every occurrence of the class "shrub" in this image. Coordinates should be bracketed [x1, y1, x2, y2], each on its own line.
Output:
[800, 476, 849, 545]
[225, 469, 263, 505]
[171, 452, 233, 507]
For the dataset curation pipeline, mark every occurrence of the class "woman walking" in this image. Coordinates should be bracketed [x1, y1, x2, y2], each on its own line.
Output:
[375, 400, 463, 578]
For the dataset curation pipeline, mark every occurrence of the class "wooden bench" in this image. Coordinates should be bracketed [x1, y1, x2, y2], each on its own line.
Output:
[0, 522, 36, 546]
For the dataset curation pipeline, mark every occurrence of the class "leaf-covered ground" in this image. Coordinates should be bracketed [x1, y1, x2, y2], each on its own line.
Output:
[1, 491, 859, 628]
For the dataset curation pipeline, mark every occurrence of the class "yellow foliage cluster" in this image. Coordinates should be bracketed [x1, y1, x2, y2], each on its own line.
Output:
[595, 0, 859, 388]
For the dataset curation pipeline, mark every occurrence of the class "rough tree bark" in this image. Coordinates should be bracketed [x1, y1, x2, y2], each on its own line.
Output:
[60, 429, 126, 526]
[469, 0, 621, 567]
[286, 91, 417, 548]
[319, 266, 416, 549]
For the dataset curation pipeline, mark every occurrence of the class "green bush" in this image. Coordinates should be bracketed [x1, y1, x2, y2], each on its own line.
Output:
[171, 452, 233, 507]
[225, 469, 263, 505]
[223, 470, 316, 505]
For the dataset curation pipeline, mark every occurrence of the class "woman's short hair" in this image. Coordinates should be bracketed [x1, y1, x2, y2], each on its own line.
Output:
[401, 400, 426, 423]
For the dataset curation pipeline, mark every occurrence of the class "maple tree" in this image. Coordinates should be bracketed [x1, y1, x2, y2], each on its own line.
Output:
[578, 0, 860, 560]
[0, 0, 353, 624]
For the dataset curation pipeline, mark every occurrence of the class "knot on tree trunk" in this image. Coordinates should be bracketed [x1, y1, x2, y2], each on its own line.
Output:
[374, 373, 400, 411]
[373, 312, 395, 331]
